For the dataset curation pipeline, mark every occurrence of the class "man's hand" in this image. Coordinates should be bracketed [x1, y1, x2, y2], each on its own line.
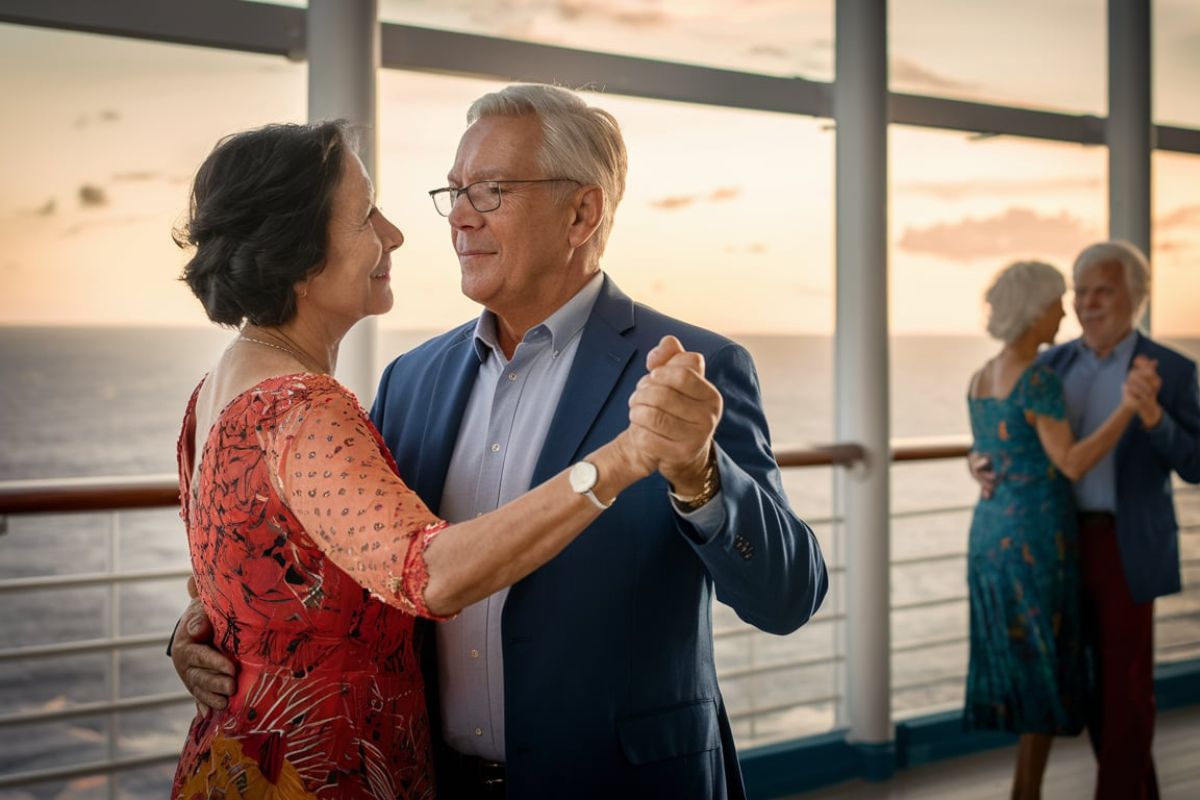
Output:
[967, 451, 997, 500]
[171, 576, 235, 716]
[1126, 355, 1164, 429]
[628, 335, 723, 496]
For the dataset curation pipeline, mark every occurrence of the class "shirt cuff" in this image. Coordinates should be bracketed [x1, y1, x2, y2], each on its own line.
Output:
[671, 488, 727, 534]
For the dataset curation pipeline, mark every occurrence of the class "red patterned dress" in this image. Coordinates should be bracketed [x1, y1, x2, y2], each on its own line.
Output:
[172, 373, 450, 799]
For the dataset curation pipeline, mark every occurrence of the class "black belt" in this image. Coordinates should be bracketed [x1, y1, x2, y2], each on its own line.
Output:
[1079, 510, 1116, 526]
[442, 750, 506, 799]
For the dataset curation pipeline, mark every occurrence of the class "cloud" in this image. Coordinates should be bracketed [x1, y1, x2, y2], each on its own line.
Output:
[553, 0, 668, 28]
[1156, 240, 1197, 255]
[898, 207, 1100, 261]
[21, 199, 56, 216]
[890, 57, 976, 92]
[79, 185, 108, 208]
[1157, 204, 1200, 230]
[747, 44, 790, 59]
[650, 194, 698, 210]
[63, 213, 153, 236]
[72, 109, 122, 129]
[650, 186, 742, 211]
[896, 176, 1103, 201]
[112, 170, 160, 182]
[722, 242, 770, 255]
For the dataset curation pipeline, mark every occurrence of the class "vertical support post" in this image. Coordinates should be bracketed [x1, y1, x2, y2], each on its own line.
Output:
[108, 512, 120, 800]
[834, 0, 893, 779]
[307, 0, 380, 404]
[1108, 0, 1153, 330]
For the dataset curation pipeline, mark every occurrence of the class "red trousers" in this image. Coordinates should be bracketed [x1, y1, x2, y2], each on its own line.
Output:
[1079, 515, 1159, 800]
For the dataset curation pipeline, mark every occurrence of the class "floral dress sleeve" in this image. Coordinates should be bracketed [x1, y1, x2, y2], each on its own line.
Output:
[1019, 363, 1067, 421]
[260, 379, 452, 620]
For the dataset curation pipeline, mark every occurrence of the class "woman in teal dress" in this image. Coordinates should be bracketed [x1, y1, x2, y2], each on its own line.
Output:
[966, 261, 1140, 800]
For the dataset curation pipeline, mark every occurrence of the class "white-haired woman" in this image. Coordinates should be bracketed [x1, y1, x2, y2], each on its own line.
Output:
[965, 261, 1138, 800]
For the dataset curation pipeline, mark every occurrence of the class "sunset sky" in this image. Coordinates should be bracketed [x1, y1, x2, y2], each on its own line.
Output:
[1, 0, 1198, 336]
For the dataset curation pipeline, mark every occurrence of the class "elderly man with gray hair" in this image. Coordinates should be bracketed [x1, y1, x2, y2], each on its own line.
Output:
[972, 241, 1200, 800]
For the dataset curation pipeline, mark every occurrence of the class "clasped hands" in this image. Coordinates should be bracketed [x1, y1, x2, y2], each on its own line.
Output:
[1122, 354, 1163, 429]
[622, 335, 724, 498]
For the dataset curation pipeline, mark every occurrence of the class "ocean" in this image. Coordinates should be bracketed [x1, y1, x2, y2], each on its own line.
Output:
[2, 326, 1198, 798]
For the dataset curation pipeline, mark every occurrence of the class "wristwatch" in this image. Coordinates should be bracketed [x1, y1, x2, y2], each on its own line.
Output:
[569, 460, 612, 510]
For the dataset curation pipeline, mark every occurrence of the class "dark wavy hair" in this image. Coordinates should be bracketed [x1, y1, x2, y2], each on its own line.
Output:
[175, 120, 354, 327]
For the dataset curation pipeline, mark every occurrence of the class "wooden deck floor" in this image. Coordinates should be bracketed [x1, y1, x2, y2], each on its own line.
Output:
[787, 706, 1200, 799]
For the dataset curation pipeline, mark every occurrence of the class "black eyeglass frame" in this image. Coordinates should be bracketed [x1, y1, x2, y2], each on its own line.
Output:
[428, 178, 581, 216]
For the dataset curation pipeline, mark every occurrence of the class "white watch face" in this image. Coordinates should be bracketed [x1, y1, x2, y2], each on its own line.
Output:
[569, 460, 599, 494]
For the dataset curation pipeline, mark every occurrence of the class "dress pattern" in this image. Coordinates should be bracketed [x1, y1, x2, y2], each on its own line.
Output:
[172, 373, 450, 799]
[965, 363, 1086, 734]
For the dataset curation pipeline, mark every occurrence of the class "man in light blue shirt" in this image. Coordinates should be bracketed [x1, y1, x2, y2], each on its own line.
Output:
[975, 241, 1200, 800]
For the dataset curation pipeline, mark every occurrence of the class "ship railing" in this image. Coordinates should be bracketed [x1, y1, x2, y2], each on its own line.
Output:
[2, 442, 1198, 792]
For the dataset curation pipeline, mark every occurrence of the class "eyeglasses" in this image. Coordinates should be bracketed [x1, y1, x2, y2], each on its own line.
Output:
[428, 178, 580, 217]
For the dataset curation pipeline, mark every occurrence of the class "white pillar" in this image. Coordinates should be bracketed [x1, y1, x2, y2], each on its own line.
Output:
[307, 0, 380, 404]
[834, 0, 893, 775]
[1108, 0, 1153, 329]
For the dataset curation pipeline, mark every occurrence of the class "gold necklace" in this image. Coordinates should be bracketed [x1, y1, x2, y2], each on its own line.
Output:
[238, 335, 327, 374]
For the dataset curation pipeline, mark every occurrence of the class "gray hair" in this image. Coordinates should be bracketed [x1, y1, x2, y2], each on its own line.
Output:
[467, 84, 628, 255]
[984, 261, 1067, 343]
[1072, 240, 1150, 319]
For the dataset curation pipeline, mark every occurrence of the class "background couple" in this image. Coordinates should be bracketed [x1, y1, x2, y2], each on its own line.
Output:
[167, 83, 829, 799]
[965, 243, 1200, 800]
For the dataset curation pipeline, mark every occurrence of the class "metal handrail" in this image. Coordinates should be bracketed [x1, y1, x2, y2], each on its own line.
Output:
[0, 473, 178, 514]
[719, 653, 846, 682]
[0, 439, 979, 516]
[0, 566, 191, 594]
[0, 691, 192, 728]
[0, 632, 172, 664]
[728, 693, 842, 722]
[0, 752, 183, 792]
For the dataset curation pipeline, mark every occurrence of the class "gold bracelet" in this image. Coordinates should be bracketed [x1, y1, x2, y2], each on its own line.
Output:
[669, 451, 720, 512]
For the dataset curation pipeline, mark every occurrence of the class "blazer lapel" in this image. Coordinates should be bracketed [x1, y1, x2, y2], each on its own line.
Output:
[413, 329, 480, 513]
[531, 277, 638, 485]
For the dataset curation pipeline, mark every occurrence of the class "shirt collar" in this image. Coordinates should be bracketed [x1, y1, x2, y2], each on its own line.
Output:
[471, 271, 605, 363]
[1076, 328, 1138, 364]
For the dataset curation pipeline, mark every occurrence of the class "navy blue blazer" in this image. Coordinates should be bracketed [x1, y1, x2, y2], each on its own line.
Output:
[370, 276, 828, 799]
[1039, 333, 1200, 603]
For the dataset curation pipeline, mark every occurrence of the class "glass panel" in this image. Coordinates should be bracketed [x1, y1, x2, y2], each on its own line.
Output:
[1152, 150, 1200, 665]
[376, 0, 834, 79]
[890, 0, 1105, 114]
[889, 127, 1107, 720]
[1155, 0, 1200, 127]
[0, 24, 304, 479]
[1152, 151, 1200, 339]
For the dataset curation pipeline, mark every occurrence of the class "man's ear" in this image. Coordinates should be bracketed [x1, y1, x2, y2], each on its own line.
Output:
[567, 184, 604, 249]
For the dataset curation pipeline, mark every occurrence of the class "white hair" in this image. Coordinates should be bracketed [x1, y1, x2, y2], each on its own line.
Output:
[467, 84, 628, 255]
[1072, 240, 1150, 319]
[984, 261, 1067, 343]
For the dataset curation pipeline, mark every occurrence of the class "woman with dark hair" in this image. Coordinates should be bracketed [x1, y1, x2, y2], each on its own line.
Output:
[170, 121, 662, 798]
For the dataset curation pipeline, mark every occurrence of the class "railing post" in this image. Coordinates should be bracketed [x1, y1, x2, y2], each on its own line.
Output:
[107, 512, 120, 800]
[1107, 0, 1153, 330]
[306, 0, 380, 405]
[834, 0, 894, 779]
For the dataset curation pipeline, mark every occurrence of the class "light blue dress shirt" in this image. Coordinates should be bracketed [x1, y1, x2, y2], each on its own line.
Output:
[434, 271, 724, 760]
[1059, 330, 1138, 512]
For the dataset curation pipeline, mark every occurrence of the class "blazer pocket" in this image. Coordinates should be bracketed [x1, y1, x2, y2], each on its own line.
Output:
[616, 698, 721, 765]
